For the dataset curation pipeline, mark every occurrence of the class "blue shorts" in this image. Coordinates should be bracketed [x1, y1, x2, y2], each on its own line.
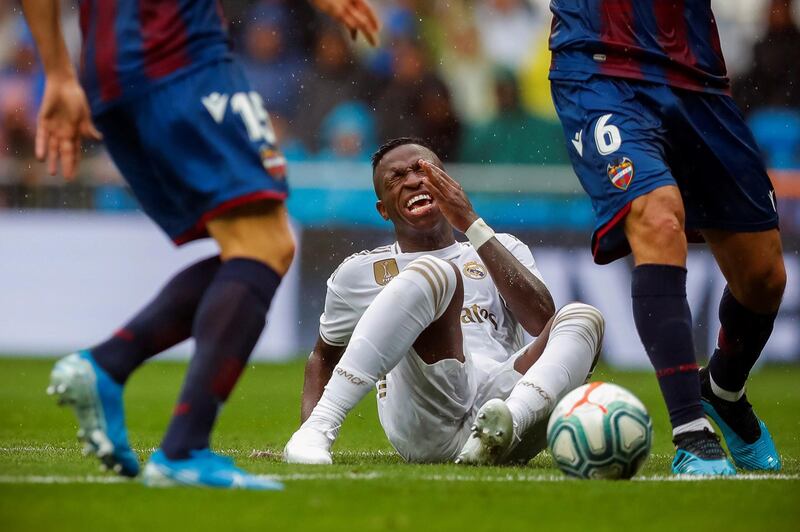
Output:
[94, 58, 288, 244]
[551, 77, 778, 264]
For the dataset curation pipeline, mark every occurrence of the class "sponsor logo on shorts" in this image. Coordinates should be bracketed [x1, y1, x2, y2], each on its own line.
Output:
[461, 304, 498, 330]
[260, 147, 287, 180]
[607, 157, 634, 191]
[202, 92, 229, 123]
[373, 259, 400, 286]
[462, 261, 487, 280]
[335, 368, 368, 386]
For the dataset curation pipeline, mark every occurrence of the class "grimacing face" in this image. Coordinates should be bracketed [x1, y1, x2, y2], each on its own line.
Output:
[374, 144, 447, 233]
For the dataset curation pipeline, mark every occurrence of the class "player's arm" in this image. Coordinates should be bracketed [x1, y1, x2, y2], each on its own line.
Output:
[308, 0, 381, 46]
[421, 160, 555, 336]
[20, 0, 101, 179]
[301, 336, 346, 422]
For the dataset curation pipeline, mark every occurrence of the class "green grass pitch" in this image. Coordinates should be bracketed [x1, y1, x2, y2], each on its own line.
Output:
[1, 357, 798, 531]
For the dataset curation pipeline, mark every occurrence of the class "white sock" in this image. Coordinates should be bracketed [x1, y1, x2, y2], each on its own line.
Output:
[304, 256, 457, 436]
[505, 303, 605, 437]
[672, 417, 714, 437]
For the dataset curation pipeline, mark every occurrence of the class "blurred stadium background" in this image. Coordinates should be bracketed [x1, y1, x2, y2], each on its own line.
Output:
[0, 0, 797, 366]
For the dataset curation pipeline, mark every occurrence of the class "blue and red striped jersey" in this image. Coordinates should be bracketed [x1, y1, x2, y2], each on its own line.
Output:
[79, 0, 230, 113]
[548, 0, 729, 94]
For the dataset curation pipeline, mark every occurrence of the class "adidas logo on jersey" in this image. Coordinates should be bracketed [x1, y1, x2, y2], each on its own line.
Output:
[461, 304, 498, 330]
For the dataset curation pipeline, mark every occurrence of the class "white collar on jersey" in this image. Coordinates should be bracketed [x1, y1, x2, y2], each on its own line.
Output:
[393, 240, 464, 260]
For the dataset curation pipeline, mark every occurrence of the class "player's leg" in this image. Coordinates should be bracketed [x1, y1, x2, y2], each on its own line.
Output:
[700, 228, 785, 470]
[47, 254, 221, 477]
[625, 185, 734, 474]
[455, 303, 604, 465]
[550, 78, 733, 475]
[46, 107, 219, 477]
[103, 59, 290, 488]
[284, 255, 463, 464]
[143, 200, 293, 488]
[669, 87, 784, 471]
[625, 185, 702, 433]
[89, 256, 221, 384]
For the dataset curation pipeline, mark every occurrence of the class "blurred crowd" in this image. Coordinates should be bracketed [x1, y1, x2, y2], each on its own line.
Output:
[0, 0, 799, 210]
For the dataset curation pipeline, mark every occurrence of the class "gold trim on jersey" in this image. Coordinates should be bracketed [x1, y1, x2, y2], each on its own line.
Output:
[405, 265, 440, 308]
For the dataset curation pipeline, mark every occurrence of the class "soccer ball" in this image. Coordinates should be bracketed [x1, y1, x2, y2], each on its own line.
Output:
[546, 382, 652, 479]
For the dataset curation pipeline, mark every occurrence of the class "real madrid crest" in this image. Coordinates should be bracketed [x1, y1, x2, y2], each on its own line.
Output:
[373, 259, 400, 286]
[462, 260, 487, 280]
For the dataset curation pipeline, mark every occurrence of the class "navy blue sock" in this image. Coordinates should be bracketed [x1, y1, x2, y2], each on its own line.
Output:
[90, 256, 221, 384]
[160, 258, 282, 460]
[631, 264, 704, 430]
[708, 286, 776, 394]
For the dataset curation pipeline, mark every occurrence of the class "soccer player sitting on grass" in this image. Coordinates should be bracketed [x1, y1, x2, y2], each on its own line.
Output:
[284, 138, 605, 465]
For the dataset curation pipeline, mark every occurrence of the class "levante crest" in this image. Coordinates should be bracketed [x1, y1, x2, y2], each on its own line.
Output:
[260, 147, 287, 180]
[607, 157, 634, 191]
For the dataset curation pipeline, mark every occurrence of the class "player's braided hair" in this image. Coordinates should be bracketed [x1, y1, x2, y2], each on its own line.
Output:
[371, 136, 437, 174]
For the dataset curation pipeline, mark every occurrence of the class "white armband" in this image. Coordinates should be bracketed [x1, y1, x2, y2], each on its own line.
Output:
[465, 218, 495, 249]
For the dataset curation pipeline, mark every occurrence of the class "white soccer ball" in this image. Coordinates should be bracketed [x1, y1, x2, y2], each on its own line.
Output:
[546, 382, 652, 479]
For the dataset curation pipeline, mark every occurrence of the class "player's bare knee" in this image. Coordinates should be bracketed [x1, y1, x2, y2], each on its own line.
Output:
[629, 204, 683, 241]
[209, 200, 296, 274]
[626, 189, 686, 261]
[732, 259, 786, 311]
[269, 232, 296, 274]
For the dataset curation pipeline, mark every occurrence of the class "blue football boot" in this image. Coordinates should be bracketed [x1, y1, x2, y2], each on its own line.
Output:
[47, 351, 139, 477]
[671, 429, 736, 476]
[142, 449, 284, 490]
[699, 367, 781, 471]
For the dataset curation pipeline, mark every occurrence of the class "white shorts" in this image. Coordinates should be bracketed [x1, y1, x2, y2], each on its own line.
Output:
[376, 343, 531, 463]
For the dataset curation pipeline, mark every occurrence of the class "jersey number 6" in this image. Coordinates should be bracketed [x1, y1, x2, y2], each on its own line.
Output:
[594, 114, 621, 155]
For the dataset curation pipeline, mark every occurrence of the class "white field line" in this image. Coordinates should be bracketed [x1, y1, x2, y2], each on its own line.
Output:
[1, 446, 798, 484]
[0, 472, 798, 485]
[4, 446, 799, 466]
[0, 446, 400, 458]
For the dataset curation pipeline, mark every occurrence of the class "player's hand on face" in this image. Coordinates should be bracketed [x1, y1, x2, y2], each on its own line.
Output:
[309, 0, 381, 47]
[36, 74, 102, 179]
[419, 159, 479, 232]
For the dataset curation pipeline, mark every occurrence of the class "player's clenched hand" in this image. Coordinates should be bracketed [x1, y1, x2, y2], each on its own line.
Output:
[309, 0, 381, 46]
[420, 159, 479, 233]
[36, 74, 102, 179]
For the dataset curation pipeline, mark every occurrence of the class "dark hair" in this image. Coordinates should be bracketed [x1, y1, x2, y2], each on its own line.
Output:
[371, 136, 436, 174]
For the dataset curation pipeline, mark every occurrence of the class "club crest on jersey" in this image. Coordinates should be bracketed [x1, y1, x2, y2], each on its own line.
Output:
[463, 261, 487, 280]
[260, 147, 287, 181]
[373, 259, 399, 286]
[607, 157, 634, 190]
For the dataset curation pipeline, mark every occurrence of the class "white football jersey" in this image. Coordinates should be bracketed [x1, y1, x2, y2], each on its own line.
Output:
[319, 234, 545, 363]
